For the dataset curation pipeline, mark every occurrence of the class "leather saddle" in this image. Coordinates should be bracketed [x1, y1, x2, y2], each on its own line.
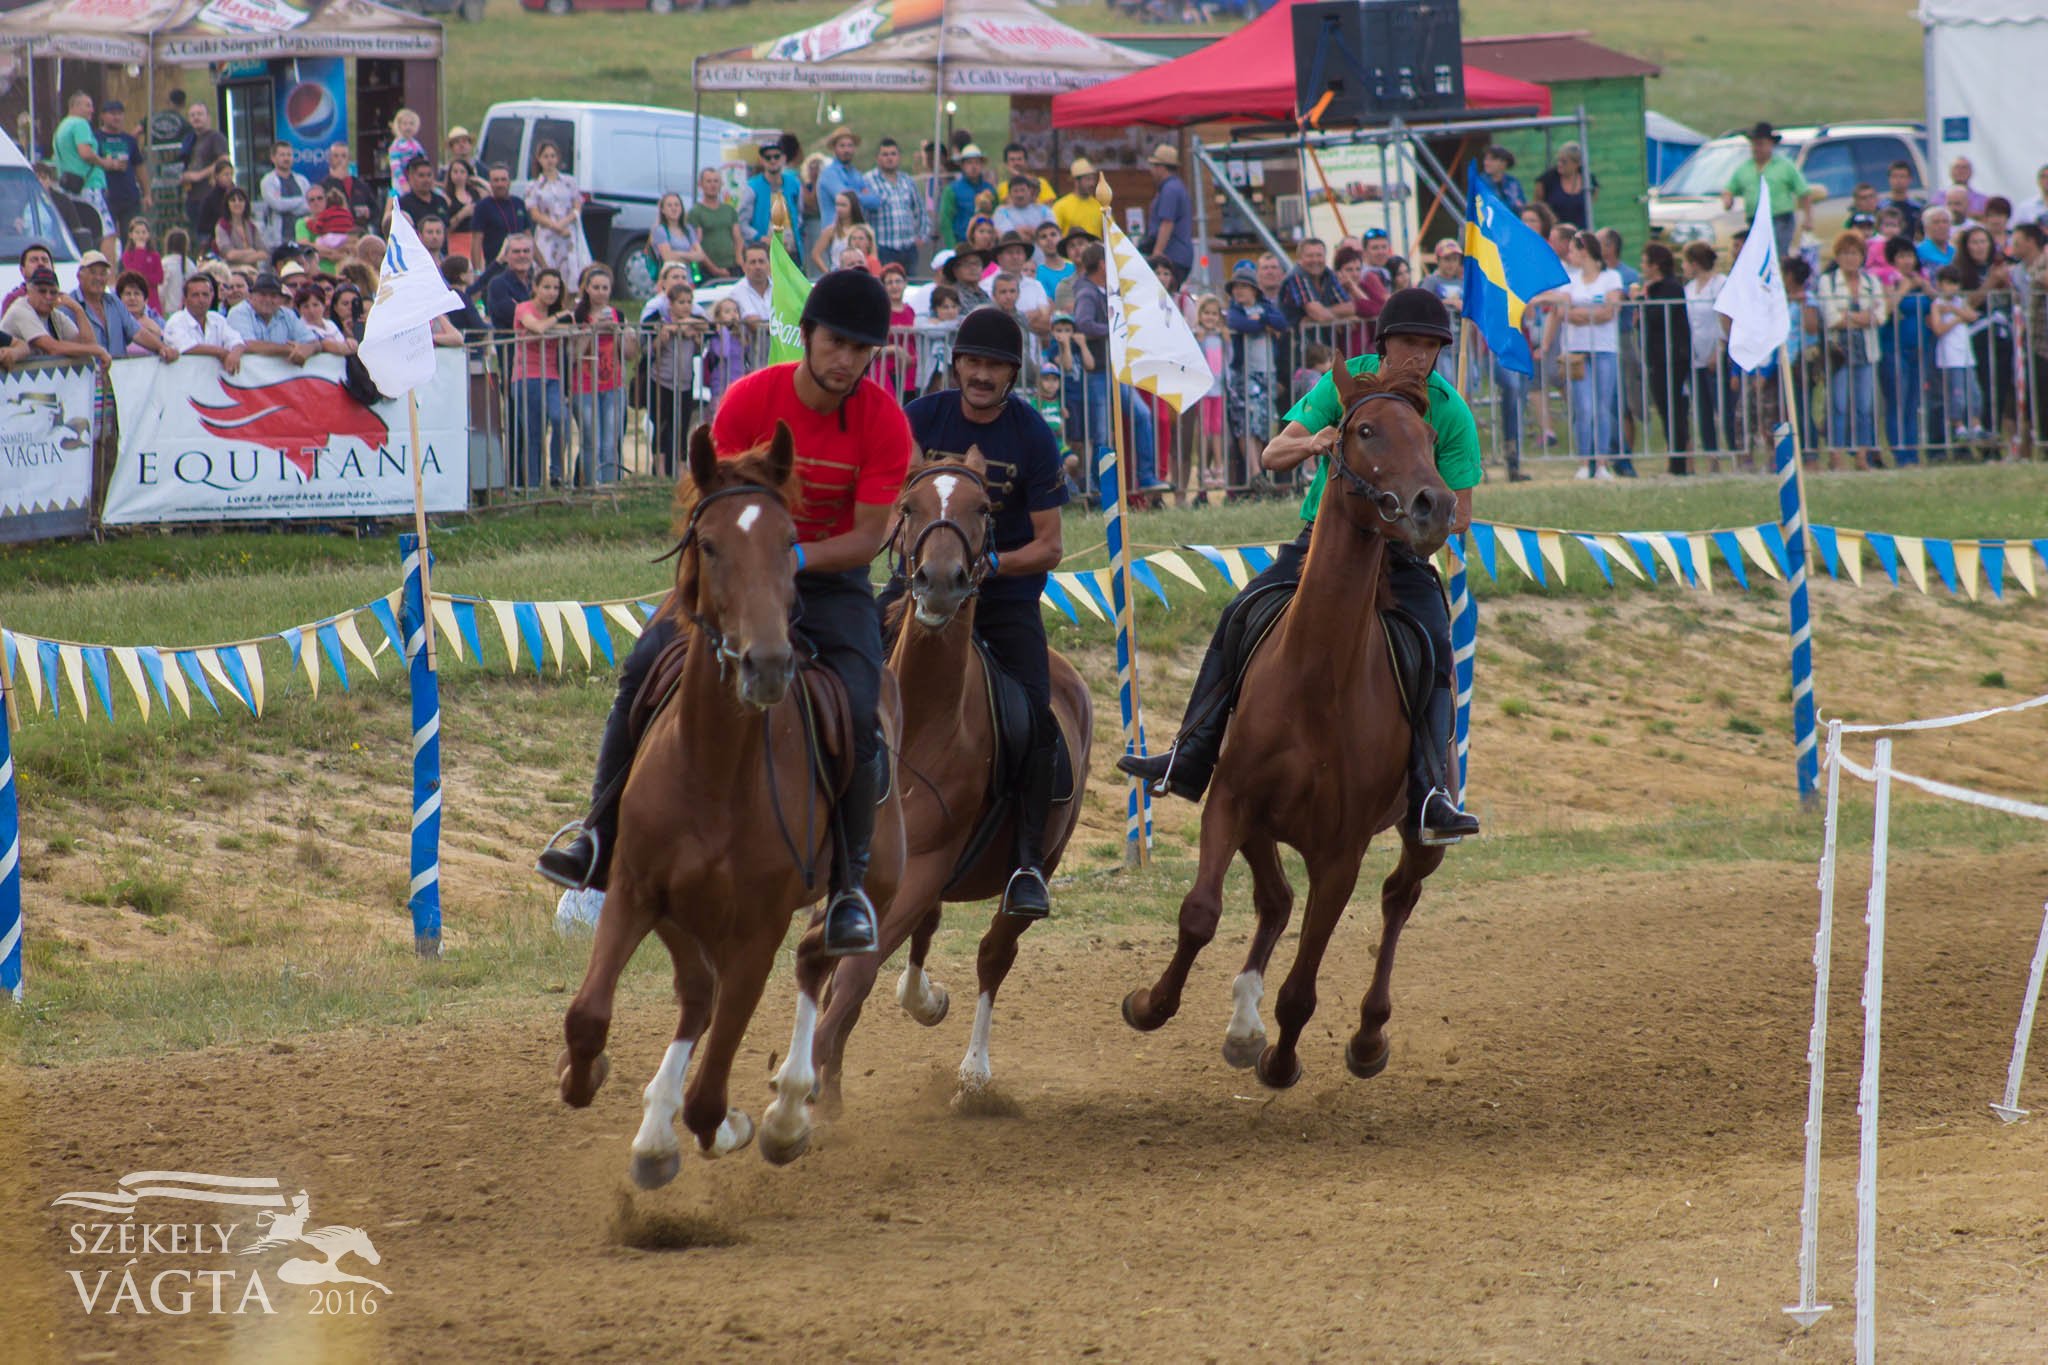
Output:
[941, 637, 1075, 891]
[1227, 585, 1434, 728]
[629, 630, 857, 799]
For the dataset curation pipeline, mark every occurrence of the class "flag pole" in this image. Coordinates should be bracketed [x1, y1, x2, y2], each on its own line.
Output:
[1774, 345, 1820, 804]
[1098, 182, 1151, 868]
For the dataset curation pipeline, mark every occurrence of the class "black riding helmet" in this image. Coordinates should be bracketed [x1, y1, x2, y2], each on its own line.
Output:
[800, 268, 893, 347]
[1375, 286, 1456, 350]
[952, 305, 1025, 369]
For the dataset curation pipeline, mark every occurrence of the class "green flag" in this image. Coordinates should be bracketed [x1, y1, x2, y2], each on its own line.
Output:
[768, 235, 810, 365]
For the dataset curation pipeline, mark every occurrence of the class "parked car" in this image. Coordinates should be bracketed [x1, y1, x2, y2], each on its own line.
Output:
[520, 0, 688, 14]
[475, 101, 770, 295]
[0, 130, 85, 299]
[1649, 121, 1929, 258]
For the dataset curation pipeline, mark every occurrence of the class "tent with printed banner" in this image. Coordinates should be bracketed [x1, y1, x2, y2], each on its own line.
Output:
[1049, 0, 1550, 128]
[691, 0, 1162, 96]
[0, 0, 442, 63]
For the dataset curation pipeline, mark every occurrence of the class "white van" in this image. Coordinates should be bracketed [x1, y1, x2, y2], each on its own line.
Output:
[0, 130, 85, 300]
[475, 101, 770, 295]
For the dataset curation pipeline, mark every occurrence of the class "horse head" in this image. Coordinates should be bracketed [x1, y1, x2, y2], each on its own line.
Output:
[894, 443, 993, 630]
[1328, 357, 1454, 557]
[678, 422, 800, 709]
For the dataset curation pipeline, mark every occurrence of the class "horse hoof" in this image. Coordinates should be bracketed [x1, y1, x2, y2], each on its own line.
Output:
[1221, 1032, 1266, 1070]
[1345, 1035, 1391, 1080]
[921, 985, 950, 1027]
[557, 1050, 609, 1108]
[1121, 989, 1167, 1033]
[814, 1083, 845, 1123]
[719, 1108, 755, 1155]
[759, 1124, 811, 1167]
[629, 1147, 681, 1190]
[1256, 1046, 1303, 1091]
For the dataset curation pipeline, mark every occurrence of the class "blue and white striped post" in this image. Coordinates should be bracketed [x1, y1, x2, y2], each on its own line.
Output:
[399, 533, 443, 956]
[1098, 445, 1152, 864]
[1773, 366, 1820, 803]
[1447, 532, 1477, 803]
[0, 648, 22, 1002]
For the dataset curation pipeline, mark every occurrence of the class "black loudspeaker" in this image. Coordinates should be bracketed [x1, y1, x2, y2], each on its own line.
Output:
[1291, 0, 1466, 125]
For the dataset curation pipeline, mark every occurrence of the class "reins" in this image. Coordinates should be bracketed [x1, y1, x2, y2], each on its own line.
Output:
[889, 462, 996, 594]
[1331, 389, 1429, 526]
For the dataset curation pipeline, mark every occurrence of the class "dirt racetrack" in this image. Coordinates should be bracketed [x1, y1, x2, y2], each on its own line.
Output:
[11, 832, 2048, 1361]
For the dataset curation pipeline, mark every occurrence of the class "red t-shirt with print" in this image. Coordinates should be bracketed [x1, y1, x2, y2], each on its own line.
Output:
[710, 362, 913, 543]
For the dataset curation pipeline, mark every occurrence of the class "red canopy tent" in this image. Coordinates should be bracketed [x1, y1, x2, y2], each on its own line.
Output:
[1051, 0, 1550, 128]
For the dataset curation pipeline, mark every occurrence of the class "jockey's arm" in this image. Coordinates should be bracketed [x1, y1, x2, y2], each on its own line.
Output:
[799, 498, 896, 576]
[1260, 419, 1335, 473]
[997, 506, 1063, 579]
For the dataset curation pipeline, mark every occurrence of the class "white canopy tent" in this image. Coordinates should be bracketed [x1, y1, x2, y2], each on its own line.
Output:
[1920, 0, 2048, 203]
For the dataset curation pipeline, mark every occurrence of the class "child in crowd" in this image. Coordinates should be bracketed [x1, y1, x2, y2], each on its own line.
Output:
[386, 109, 427, 179]
[1025, 367, 1081, 495]
[917, 284, 961, 395]
[700, 297, 750, 411]
[1292, 342, 1334, 409]
[1044, 311, 1090, 463]
[1929, 264, 1987, 443]
[1225, 265, 1285, 485]
[160, 228, 198, 318]
[1191, 293, 1228, 494]
[877, 262, 917, 402]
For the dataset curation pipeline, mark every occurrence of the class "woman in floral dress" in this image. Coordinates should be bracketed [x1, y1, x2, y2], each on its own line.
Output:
[527, 139, 589, 284]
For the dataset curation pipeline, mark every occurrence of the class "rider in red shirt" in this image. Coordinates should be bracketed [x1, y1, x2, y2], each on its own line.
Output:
[539, 271, 912, 954]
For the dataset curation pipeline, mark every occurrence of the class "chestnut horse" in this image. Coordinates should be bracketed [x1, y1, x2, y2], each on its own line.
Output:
[557, 423, 905, 1185]
[812, 449, 1093, 1106]
[1122, 357, 1454, 1088]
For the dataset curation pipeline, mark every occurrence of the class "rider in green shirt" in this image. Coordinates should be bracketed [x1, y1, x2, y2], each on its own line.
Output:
[1119, 288, 1482, 845]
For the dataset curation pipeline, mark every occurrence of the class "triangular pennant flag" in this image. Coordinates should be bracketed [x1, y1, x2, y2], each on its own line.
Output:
[601, 603, 643, 641]
[59, 645, 90, 720]
[38, 640, 62, 717]
[637, 600, 659, 618]
[1618, 533, 1661, 583]
[289, 626, 319, 697]
[368, 595, 405, 657]
[1497, 527, 1537, 582]
[1979, 541, 2005, 600]
[429, 598, 465, 662]
[205, 648, 255, 715]
[1711, 531, 1751, 590]
[282, 626, 303, 670]
[1079, 571, 1116, 620]
[1668, 534, 1700, 590]
[1470, 522, 1500, 580]
[16, 637, 45, 714]
[334, 614, 381, 679]
[147, 647, 188, 716]
[83, 646, 115, 720]
[1644, 532, 1685, 585]
[317, 623, 351, 692]
[453, 600, 485, 660]
[1217, 548, 1251, 589]
[1756, 524, 1792, 579]
[1835, 529, 1865, 587]
[1147, 550, 1208, 593]
[1924, 538, 1960, 595]
[532, 600, 567, 672]
[556, 600, 592, 668]
[1894, 534, 1929, 594]
[1, 629, 14, 697]
[1040, 576, 1080, 624]
[1130, 560, 1170, 608]
[237, 644, 266, 714]
[513, 602, 548, 675]
[1687, 534, 1714, 594]
[1535, 530, 1568, 584]
[1591, 534, 1643, 581]
[488, 599, 522, 669]
[1808, 525, 1842, 580]
[1240, 545, 1275, 574]
[177, 651, 221, 714]
[1574, 534, 1614, 585]
[1866, 531, 1900, 584]
[1732, 526, 1782, 582]
[1953, 540, 1981, 601]
[111, 646, 150, 721]
[138, 646, 172, 714]
[2007, 541, 2035, 597]
[582, 605, 615, 667]
[1052, 573, 1106, 621]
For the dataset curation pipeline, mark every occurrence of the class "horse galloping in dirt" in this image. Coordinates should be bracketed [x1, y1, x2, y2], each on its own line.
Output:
[1122, 356, 1454, 1088]
[811, 449, 1093, 1107]
[558, 423, 905, 1184]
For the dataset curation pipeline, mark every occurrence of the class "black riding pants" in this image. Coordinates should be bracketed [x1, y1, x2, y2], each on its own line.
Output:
[877, 578, 1053, 727]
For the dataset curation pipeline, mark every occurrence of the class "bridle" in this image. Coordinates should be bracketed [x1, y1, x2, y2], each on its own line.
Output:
[661, 480, 792, 679]
[889, 462, 996, 596]
[1331, 389, 1431, 526]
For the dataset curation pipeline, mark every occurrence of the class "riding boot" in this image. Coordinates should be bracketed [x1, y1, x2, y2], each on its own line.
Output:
[535, 682, 639, 891]
[1411, 686, 1480, 846]
[1001, 727, 1058, 920]
[822, 744, 883, 956]
[1114, 638, 1232, 801]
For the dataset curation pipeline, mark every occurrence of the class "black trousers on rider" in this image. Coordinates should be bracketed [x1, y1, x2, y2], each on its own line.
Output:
[876, 578, 1052, 722]
[589, 567, 886, 815]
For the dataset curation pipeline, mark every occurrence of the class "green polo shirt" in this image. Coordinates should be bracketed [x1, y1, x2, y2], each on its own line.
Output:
[1725, 154, 1809, 220]
[53, 114, 106, 194]
[1285, 355, 1482, 523]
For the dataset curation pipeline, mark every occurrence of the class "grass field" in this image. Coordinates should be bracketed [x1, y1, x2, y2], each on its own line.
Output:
[437, 0, 1923, 163]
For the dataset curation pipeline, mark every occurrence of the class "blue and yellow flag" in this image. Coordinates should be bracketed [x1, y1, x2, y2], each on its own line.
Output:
[1462, 165, 1570, 375]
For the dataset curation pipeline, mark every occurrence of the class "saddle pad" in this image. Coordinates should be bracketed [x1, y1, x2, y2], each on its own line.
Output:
[977, 635, 1075, 804]
[1379, 608, 1435, 729]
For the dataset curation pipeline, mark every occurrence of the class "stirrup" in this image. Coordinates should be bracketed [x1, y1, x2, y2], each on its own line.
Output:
[535, 819, 599, 890]
[1416, 789, 1477, 847]
[1001, 865, 1051, 920]
[820, 886, 878, 957]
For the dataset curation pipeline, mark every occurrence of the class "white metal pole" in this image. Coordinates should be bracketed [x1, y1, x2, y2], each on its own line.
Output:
[1991, 899, 2048, 1123]
[1786, 717, 1844, 1327]
[1854, 737, 1895, 1365]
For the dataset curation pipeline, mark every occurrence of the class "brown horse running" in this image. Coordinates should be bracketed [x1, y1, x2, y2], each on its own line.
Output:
[557, 423, 905, 1185]
[1122, 357, 1454, 1089]
[811, 449, 1092, 1108]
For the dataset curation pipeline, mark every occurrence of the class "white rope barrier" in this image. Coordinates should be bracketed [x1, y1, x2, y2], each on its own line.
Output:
[1831, 686, 2048, 735]
[1833, 751, 2048, 824]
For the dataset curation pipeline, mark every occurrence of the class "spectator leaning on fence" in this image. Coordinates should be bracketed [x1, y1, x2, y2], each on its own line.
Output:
[486, 233, 537, 332]
[1814, 231, 1886, 469]
[228, 271, 320, 366]
[161, 274, 245, 373]
[729, 242, 774, 333]
[3, 265, 112, 371]
[72, 250, 163, 361]
[1277, 238, 1353, 332]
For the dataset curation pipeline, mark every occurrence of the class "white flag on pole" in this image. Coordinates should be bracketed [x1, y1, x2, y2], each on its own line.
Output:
[358, 194, 465, 398]
[1103, 220, 1214, 414]
[1714, 180, 1789, 374]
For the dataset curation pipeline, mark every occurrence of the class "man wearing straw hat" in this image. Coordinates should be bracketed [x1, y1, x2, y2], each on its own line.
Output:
[1053, 158, 1105, 241]
[1142, 143, 1194, 275]
[818, 125, 879, 221]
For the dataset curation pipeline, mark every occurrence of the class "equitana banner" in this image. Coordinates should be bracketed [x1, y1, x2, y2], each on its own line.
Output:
[102, 352, 468, 524]
[0, 361, 97, 544]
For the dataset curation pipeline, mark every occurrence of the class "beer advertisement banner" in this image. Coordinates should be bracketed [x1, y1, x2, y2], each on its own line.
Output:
[102, 353, 468, 524]
[0, 361, 98, 544]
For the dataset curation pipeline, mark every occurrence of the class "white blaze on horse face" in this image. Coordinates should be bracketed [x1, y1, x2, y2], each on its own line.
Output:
[633, 1039, 693, 1160]
[959, 991, 995, 1091]
[932, 473, 959, 522]
[735, 504, 761, 535]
